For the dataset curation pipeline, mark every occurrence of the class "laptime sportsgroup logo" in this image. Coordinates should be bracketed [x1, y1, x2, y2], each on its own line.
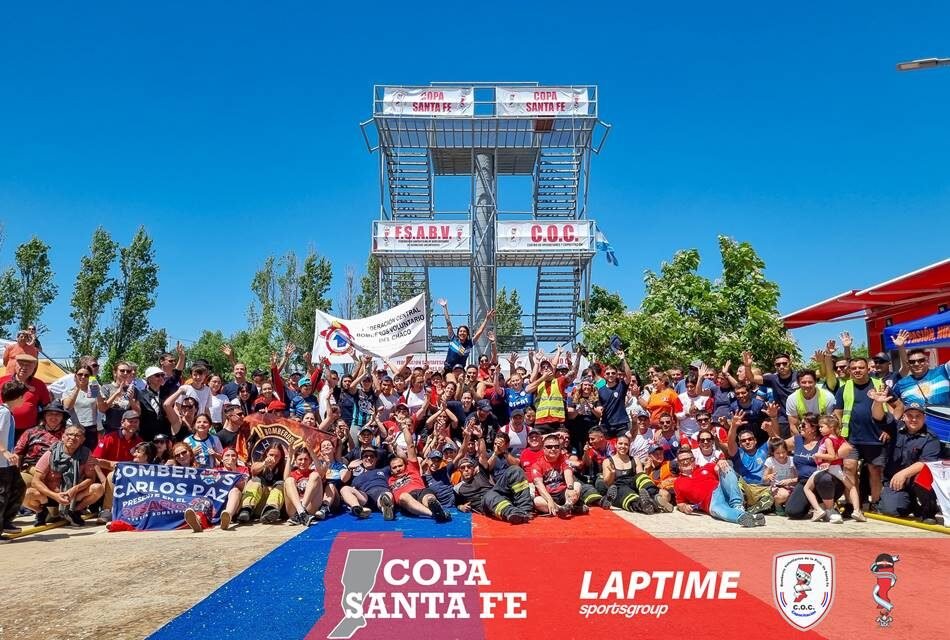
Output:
[772, 552, 835, 631]
[327, 549, 527, 639]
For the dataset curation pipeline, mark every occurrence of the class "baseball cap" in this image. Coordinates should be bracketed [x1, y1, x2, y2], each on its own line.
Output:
[452, 364, 465, 370]
[426, 450, 444, 460]
[359, 425, 375, 434]
[393, 402, 410, 413]
[510, 408, 525, 417]
[144, 366, 164, 379]
[153, 434, 170, 443]
[873, 352, 890, 364]
[289, 370, 303, 379]
[298, 377, 312, 387]
[476, 399, 492, 412]
[442, 441, 459, 451]
[267, 400, 287, 412]
[528, 426, 542, 435]
[360, 447, 378, 456]
[904, 402, 926, 414]
[251, 368, 267, 378]
[14, 353, 38, 363]
[122, 410, 140, 420]
[648, 443, 664, 453]
[458, 456, 478, 467]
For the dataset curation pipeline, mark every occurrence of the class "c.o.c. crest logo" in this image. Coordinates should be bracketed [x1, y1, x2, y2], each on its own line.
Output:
[772, 551, 835, 631]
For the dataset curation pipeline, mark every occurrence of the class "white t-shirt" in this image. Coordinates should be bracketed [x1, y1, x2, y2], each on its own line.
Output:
[765, 456, 796, 483]
[500, 423, 529, 455]
[693, 446, 724, 466]
[628, 428, 655, 463]
[178, 384, 212, 414]
[377, 393, 401, 421]
[208, 393, 230, 423]
[0, 405, 14, 469]
[784, 388, 836, 419]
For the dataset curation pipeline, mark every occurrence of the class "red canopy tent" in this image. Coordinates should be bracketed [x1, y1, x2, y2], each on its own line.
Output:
[782, 258, 950, 357]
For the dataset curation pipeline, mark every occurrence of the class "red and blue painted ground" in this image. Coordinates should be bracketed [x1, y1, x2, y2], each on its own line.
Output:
[150, 509, 949, 640]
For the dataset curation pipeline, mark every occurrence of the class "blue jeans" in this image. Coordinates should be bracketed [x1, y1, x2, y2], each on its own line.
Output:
[708, 468, 748, 524]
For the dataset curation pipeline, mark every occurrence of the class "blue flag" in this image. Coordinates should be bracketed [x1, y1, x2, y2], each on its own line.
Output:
[595, 225, 618, 266]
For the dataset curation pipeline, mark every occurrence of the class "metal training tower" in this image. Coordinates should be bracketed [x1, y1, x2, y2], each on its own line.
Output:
[361, 83, 610, 354]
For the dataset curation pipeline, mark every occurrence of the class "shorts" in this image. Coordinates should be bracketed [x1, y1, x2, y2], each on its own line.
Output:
[408, 487, 435, 502]
[548, 489, 567, 505]
[817, 465, 846, 483]
[846, 443, 886, 466]
[365, 487, 388, 507]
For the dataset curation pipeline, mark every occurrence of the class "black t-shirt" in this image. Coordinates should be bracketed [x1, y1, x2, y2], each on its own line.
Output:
[467, 413, 501, 444]
[835, 380, 888, 446]
[217, 428, 240, 449]
[762, 372, 799, 422]
[159, 369, 183, 404]
[222, 381, 258, 402]
[454, 468, 494, 511]
[136, 385, 168, 441]
[598, 380, 629, 427]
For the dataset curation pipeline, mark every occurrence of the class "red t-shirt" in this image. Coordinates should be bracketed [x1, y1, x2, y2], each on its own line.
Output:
[34, 449, 98, 492]
[0, 374, 51, 436]
[820, 435, 846, 466]
[93, 432, 143, 463]
[290, 467, 312, 494]
[530, 453, 569, 494]
[519, 447, 543, 475]
[673, 462, 720, 513]
[3, 343, 39, 367]
[388, 459, 425, 501]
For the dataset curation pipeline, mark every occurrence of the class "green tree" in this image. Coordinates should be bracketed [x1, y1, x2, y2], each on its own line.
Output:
[104, 227, 159, 372]
[123, 329, 169, 372]
[0, 236, 58, 337]
[276, 251, 299, 349]
[290, 249, 333, 355]
[355, 254, 380, 318]
[582, 284, 626, 322]
[582, 236, 799, 373]
[67, 227, 118, 359]
[495, 287, 525, 352]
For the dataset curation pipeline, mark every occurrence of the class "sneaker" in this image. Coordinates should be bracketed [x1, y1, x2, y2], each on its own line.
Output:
[378, 494, 395, 521]
[2, 523, 22, 534]
[638, 489, 656, 515]
[64, 509, 85, 528]
[753, 513, 767, 527]
[600, 485, 618, 510]
[18, 507, 34, 518]
[184, 508, 203, 533]
[237, 507, 252, 524]
[312, 506, 330, 522]
[828, 510, 843, 524]
[34, 508, 48, 527]
[429, 501, 451, 523]
[260, 506, 281, 524]
[507, 512, 531, 525]
[738, 512, 758, 528]
[351, 505, 371, 520]
[840, 503, 855, 519]
[852, 510, 867, 523]
[811, 509, 828, 523]
[220, 511, 231, 531]
[97, 509, 112, 524]
[286, 513, 302, 526]
[921, 517, 937, 525]
[573, 503, 590, 515]
[655, 494, 674, 513]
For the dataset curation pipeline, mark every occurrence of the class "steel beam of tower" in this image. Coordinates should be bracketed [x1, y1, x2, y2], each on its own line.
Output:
[472, 150, 496, 355]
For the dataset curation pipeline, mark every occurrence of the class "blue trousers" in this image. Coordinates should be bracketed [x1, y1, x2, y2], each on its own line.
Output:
[708, 468, 749, 524]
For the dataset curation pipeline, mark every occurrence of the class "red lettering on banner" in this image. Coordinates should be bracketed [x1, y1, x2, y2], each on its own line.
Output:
[525, 102, 566, 113]
[563, 224, 575, 242]
[413, 102, 452, 113]
[440, 225, 449, 238]
[535, 91, 557, 100]
[531, 225, 543, 242]
[546, 225, 558, 242]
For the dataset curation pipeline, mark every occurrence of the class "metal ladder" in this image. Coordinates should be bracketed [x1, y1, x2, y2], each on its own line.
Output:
[379, 264, 433, 350]
[533, 148, 581, 218]
[533, 265, 582, 344]
[386, 148, 433, 219]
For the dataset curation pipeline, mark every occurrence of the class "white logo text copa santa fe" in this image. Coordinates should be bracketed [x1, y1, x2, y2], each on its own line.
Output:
[342, 558, 526, 620]
[578, 570, 741, 619]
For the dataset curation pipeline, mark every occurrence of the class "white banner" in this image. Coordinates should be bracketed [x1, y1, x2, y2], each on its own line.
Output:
[382, 87, 474, 117]
[495, 87, 589, 116]
[311, 295, 427, 364]
[497, 221, 594, 252]
[926, 460, 950, 521]
[373, 221, 471, 253]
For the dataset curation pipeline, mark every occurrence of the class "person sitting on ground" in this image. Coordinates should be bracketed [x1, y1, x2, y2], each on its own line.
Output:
[530, 433, 601, 518]
[454, 455, 534, 524]
[420, 447, 457, 510]
[283, 445, 321, 526]
[340, 447, 396, 520]
[312, 438, 350, 521]
[600, 434, 661, 514]
[153, 434, 173, 463]
[673, 446, 765, 527]
[763, 437, 798, 516]
[870, 396, 942, 523]
[387, 420, 451, 523]
[216, 404, 249, 462]
[22, 424, 105, 527]
[692, 429, 724, 466]
[92, 410, 144, 522]
[215, 448, 249, 531]
[238, 444, 288, 525]
[726, 409, 774, 515]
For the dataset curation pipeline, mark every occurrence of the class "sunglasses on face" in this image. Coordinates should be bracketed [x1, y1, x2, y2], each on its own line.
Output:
[543, 444, 560, 450]
[774, 361, 790, 367]
[699, 438, 714, 444]
[909, 358, 928, 364]
[739, 437, 755, 443]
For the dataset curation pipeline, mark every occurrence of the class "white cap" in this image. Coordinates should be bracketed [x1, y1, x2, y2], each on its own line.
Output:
[144, 366, 164, 378]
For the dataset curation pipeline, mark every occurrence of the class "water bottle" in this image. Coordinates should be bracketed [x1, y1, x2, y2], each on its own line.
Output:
[89, 375, 100, 399]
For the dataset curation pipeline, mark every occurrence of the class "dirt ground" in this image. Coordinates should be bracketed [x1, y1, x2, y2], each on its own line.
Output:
[0, 521, 299, 640]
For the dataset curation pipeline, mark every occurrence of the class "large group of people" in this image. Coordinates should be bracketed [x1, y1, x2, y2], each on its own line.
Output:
[1, 314, 947, 539]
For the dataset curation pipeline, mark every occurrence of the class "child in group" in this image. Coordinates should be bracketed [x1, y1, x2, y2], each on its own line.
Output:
[804, 415, 866, 522]
[763, 437, 797, 516]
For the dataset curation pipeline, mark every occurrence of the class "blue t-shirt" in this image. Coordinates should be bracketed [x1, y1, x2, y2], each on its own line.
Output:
[504, 388, 534, 413]
[290, 394, 320, 419]
[792, 435, 819, 480]
[352, 466, 389, 494]
[894, 363, 950, 407]
[732, 443, 769, 484]
[424, 464, 456, 508]
[444, 336, 474, 369]
[598, 380, 630, 427]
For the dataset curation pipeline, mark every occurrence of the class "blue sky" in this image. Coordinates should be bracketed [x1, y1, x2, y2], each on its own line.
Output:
[2, 2, 949, 361]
